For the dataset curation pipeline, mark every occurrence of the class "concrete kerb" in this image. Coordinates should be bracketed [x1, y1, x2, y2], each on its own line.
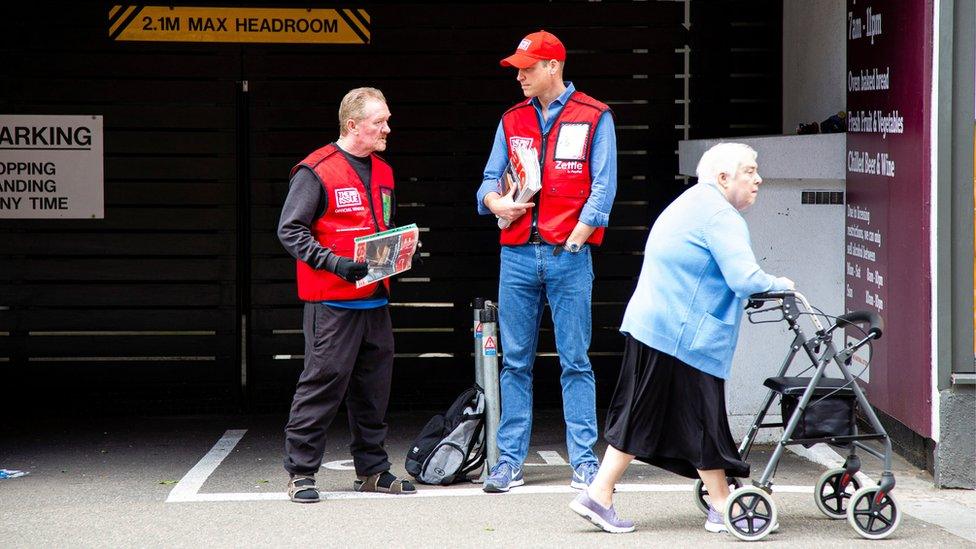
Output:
[787, 442, 976, 542]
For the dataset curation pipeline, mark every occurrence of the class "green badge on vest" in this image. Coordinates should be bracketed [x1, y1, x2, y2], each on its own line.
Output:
[381, 188, 393, 225]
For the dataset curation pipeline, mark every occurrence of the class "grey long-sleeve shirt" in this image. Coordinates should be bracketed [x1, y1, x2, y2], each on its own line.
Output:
[277, 167, 341, 272]
[276, 147, 375, 273]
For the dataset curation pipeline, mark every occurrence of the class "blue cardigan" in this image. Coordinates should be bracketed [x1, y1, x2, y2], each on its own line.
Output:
[620, 182, 790, 379]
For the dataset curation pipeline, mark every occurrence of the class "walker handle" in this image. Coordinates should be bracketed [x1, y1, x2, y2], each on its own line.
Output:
[749, 291, 794, 300]
[836, 310, 884, 339]
[746, 290, 794, 309]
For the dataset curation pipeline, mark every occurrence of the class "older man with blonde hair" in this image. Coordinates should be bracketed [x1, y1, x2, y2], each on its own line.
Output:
[277, 87, 416, 503]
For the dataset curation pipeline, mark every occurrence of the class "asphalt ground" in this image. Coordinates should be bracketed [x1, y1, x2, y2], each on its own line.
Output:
[1, 410, 973, 548]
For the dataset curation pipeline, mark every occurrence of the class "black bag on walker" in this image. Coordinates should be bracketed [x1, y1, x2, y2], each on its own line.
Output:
[768, 375, 858, 447]
[780, 392, 857, 447]
[405, 385, 486, 485]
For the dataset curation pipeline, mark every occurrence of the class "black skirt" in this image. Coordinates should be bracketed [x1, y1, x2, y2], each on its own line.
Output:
[604, 335, 749, 479]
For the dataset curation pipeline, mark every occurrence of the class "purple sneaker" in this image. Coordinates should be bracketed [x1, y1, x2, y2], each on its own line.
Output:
[569, 490, 635, 533]
[706, 506, 779, 534]
[705, 506, 728, 533]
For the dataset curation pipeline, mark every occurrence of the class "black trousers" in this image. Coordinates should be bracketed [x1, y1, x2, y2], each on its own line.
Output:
[283, 303, 394, 477]
[604, 335, 749, 479]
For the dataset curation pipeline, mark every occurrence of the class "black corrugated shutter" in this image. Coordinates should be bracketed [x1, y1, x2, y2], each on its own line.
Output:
[0, 1, 781, 414]
[0, 4, 242, 413]
[245, 2, 687, 410]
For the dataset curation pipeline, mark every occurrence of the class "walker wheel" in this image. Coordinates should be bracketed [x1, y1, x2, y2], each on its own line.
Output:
[724, 486, 778, 542]
[693, 477, 743, 515]
[814, 468, 861, 519]
[847, 485, 901, 540]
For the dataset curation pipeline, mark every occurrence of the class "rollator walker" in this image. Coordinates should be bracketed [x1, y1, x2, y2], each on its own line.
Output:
[691, 290, 899, 541]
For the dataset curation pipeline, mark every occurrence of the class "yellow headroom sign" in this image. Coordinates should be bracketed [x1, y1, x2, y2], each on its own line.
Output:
[108, 6, 370, 44]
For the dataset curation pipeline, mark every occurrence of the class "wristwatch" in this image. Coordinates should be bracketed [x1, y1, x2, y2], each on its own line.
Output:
[566, 242, 581, 253]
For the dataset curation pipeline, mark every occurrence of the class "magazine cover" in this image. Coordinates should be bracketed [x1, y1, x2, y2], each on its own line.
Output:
[353, 223, 419, 288]
[497, 146, 541, 229]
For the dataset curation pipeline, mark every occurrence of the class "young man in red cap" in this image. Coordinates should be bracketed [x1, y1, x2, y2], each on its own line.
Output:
[476, 30, 618, 493]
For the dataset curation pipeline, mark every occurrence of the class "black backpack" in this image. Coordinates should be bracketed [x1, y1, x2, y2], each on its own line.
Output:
[405, 385, 486, 485]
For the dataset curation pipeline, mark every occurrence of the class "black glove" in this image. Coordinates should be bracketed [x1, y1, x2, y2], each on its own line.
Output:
[334, 257, 369, 283]
[411, 240, 423, 267]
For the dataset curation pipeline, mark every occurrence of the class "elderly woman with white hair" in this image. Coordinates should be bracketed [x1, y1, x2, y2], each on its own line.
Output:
[569, 143, 794, 534]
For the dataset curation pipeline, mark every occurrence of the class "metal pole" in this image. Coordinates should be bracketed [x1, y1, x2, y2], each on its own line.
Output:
[473, 297, 485, 390]
[480, 302, 501, 472]
[473, 297, 487, 482]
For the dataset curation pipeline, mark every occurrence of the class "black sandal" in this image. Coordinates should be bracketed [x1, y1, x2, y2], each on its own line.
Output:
[288, 475, 320, 503]
[353, 471, 417, 494]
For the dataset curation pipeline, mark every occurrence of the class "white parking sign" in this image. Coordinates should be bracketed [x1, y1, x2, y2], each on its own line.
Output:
[0, 114, 104, 218]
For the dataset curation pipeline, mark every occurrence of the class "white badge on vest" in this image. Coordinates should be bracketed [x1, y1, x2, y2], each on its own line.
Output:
[553, 122, 590, 161]
[335, 187, 363, 208]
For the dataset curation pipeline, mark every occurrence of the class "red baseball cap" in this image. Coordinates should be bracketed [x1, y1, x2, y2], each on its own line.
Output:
[500, 30, 566, 69]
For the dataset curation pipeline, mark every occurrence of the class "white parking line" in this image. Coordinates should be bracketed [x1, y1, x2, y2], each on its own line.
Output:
[535, 451, 567, 466]
[172, 431, 976, 542]
[166, 429, 247, 503]
[182, 483, 816, 503]
[167, 429, 814, 504]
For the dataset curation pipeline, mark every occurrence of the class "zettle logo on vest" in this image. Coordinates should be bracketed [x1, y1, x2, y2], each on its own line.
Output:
[553, 160, 583, 174]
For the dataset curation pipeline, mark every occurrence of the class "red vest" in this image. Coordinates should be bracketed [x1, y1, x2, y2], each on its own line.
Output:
[499, 91, 610, 246]
[291, 144, 394, 301]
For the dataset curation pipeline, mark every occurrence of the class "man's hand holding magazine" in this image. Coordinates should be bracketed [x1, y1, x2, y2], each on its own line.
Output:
[487, 174, 535, 224]
[485, 146, 542, 227]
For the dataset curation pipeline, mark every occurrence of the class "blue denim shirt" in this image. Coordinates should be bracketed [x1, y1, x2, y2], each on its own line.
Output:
[475, 82, 617, 228]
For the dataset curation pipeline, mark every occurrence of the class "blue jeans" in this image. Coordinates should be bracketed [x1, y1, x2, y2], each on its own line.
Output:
[496, 243, 598, 468]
